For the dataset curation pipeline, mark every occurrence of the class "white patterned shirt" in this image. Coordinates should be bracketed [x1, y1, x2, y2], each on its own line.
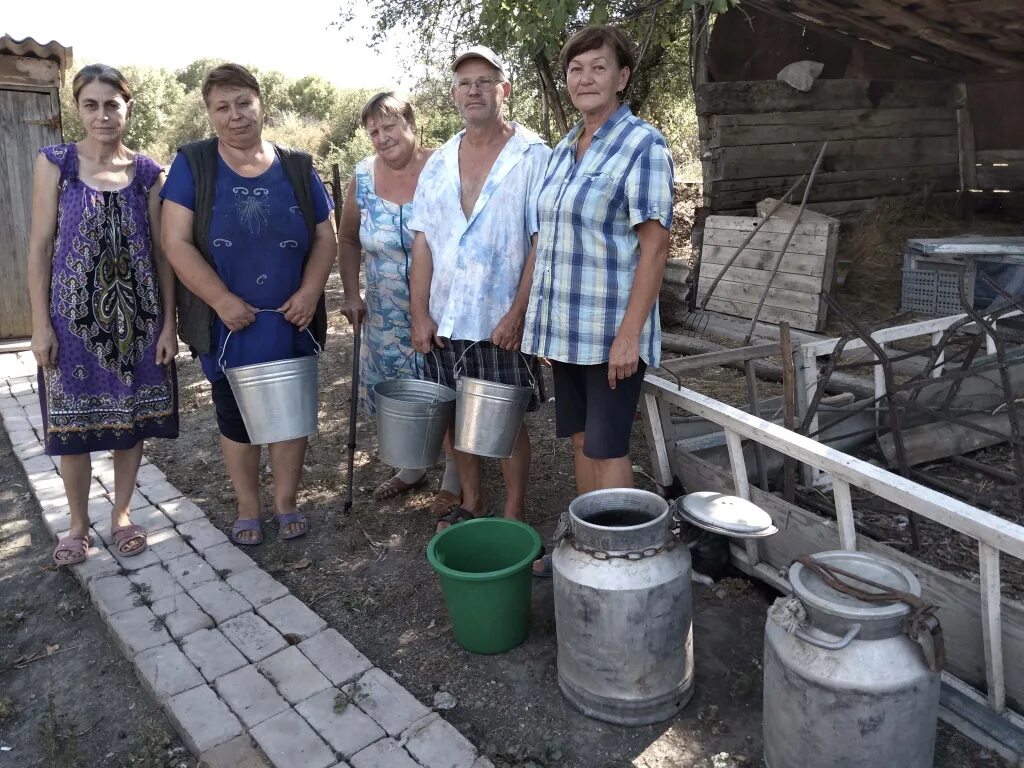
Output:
[408, 123, 551, 341]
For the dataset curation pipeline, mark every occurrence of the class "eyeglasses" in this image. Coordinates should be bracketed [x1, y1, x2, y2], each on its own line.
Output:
[454, 77, 501, 94]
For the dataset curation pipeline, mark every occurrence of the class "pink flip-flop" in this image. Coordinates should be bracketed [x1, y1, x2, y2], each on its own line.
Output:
[52, 533, 93, 567]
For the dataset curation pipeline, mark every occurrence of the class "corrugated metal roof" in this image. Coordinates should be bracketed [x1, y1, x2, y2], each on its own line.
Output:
[0, 35, 73, 74]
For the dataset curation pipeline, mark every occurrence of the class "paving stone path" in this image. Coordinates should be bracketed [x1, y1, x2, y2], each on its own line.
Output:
[0, 351, 491, 768]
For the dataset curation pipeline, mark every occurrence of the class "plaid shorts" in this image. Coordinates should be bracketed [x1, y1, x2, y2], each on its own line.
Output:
[423, 340, 545, 412]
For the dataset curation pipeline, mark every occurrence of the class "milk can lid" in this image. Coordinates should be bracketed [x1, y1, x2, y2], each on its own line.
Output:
[790, 551, 921, 623]
[679, 492, 776, 536]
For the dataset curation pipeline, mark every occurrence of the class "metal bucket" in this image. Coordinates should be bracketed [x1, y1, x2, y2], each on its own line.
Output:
[373, 376, 455, 469]
[220, 312, 320, 445]
[453, 344, 535, 459]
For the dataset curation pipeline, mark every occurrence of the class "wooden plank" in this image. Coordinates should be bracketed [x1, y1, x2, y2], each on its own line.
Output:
[709, 118, 955, 148]
[700, 262, 823, 294]
[704, 228, 829, 256]
[976, 165, 1024, 191]
[709, 136, 958, 182]
[714, 164, 963, 196]
[977, 150, 1024, 164]
[660, 342, 782, 375]
[958, 85, 979, 192]
[710, 107, 955, 130]
[698, 279, 821, 315]
[695, 80, 961, 116]
[710, 172, 960, 209]
[706, 214, 834, 239]
[701, 296, 822, 332]
[0, 88, 59, 339]
[670, 446, 1024, 707]
[979, 542, 1007, 713]
[701, 245, 826, 278]
[833, 478, 857, 551]
[878, 413, 1014, 467]
[639, 393, 673, 487]
[0, 55, 60, 88]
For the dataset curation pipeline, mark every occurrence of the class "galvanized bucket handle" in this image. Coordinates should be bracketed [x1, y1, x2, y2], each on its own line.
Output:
[794, 623, 862, 651]
[218, 309, 322, 372]
[452, 340, 538, 393]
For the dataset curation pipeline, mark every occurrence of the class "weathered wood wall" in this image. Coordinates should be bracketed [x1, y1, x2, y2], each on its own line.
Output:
[696, 79, 962, 218]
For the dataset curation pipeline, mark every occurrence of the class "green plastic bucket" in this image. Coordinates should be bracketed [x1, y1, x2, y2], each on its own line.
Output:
[427, 518, 542, 654]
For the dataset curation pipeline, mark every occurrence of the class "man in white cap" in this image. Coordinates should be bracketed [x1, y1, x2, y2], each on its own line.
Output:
[409, 44, 551, 533]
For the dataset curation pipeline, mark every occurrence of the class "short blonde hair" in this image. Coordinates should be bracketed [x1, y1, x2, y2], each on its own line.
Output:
[360, 92, 416, 130]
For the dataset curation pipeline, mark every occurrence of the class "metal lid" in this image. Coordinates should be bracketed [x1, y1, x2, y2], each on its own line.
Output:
[680, 492, 773, 534]
[790, 551, 921, 626]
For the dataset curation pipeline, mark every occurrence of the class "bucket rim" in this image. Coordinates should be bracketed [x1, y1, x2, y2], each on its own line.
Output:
[374, 378, 457, 399]
[224, 353, 318, 375]
[457, 375, 532, 395]
[426, 518, 541, 582]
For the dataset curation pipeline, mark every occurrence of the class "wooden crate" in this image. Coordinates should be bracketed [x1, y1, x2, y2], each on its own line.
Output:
[697, 213, 840, 332]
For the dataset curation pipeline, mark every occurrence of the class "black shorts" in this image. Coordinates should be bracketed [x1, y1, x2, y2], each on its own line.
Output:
[551, 360, 647, 459]
[211, 377, 251, 444]
[423, 339, 545, 412]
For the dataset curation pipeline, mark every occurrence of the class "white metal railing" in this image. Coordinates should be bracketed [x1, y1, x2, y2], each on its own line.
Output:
[642, 372, 1024, 719]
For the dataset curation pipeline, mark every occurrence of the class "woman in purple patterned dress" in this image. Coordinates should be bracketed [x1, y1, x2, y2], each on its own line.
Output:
[27, 65, 179, 567]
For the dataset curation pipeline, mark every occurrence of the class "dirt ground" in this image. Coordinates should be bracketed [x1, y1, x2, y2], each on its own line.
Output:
[0, 427, 196, 768]
[137, 274, 1004, 768]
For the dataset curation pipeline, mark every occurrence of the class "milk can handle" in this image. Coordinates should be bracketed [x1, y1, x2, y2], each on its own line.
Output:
[794, 623, 861, 651]
[453, 340, 538, 392]
[218, 309, 322, 372]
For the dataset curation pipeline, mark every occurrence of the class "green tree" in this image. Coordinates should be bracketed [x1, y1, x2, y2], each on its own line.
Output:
[175, 57, 225, 93]
[120, 65, 186, 158]
[287, 75, 340, 121]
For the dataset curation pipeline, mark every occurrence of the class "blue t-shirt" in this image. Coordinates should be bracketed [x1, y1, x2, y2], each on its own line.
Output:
[161, 152, 333, 381]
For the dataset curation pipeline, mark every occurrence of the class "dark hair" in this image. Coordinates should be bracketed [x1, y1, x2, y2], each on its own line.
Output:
[360, 92, 416, 131]
[201, 63, 261, 104]
[72, 64, 132, 103]
[560, 25, 636, 89]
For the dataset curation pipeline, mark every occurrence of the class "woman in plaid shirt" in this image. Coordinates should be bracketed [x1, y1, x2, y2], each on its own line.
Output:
[523, 25, 674, 512]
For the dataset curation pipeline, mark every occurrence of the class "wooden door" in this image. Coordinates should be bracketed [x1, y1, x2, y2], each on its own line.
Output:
[0, 87, 61, 339]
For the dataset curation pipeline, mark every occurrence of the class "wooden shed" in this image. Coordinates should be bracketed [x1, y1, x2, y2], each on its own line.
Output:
[693, 1, 1024, 219]
[0, 35, 71, 342]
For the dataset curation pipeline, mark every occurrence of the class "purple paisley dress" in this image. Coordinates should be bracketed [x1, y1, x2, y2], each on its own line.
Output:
[37, 143, 178, 455]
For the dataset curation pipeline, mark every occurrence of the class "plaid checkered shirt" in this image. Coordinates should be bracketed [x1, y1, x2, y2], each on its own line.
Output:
[522, 104, 674, 367]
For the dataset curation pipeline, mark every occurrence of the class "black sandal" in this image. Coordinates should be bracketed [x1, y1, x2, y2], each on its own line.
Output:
[435, 506, 478, 533]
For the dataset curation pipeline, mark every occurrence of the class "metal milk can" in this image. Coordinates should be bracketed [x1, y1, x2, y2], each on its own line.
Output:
[552, 489, 694, 726]
[763, 550, 943, 768]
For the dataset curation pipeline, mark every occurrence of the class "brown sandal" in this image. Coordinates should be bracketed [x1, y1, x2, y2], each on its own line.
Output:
[430, 490, 462, 518]
[372, 474, 427, 502]
[52, 534, 93, 567]
[112, 524, 148, 557]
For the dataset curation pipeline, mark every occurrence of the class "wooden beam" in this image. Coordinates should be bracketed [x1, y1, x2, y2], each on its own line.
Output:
[741, 0, 968, 71]
[853, 0, 1024, 70]
[660, 342, 782, 374]
[979, 542, 1007, 712]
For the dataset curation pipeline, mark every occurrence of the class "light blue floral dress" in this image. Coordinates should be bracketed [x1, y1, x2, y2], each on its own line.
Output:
[355, 156, 419, 414]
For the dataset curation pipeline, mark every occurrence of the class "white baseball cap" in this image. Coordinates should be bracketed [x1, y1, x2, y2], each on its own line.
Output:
[452, 44, 506, 76]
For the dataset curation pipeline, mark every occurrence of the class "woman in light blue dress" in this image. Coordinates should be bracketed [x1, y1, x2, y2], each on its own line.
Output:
[338, 93, 460, 512]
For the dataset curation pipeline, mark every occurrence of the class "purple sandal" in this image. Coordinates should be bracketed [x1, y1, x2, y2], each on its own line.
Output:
[274, 511, 308, 541]
[230, 518, 264, 546]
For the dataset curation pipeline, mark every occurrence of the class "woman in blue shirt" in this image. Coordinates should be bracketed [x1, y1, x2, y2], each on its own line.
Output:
[162, 64, 336, 545]
[523, 26, 673, 512]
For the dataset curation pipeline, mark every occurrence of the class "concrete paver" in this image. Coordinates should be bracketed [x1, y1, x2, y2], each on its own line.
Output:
[202, 541, 258, 577]
[166, 552, 219, 590]
[345, 668, 431, 737]
[165, 685, 245, 754]
[403, 715, 477, 768]
[107, 605, 173, 658]
[220, 612, 288, 663]
[198, 735, 273, 768]
[298, 629, 372, 687]
[135, 642, 205, 701]
[148, 528, 196, 562]
[189, 580, 252, 623]
[349, 740, 421, 768]
[258, 595, 327, 641]
[181, 628, 248, 683]
[214, 665, 291, 728]
[128, 563, 184, 604]
[257, 646, 331, 705]
[151, 592, 214, 639]
[227, 568, 289, 608]
[295, 686, 385, 759]
[178, 518, 231, 551]
[159, 496, 206, 524]
[89, 573, 142, 619]
[143, 480, 183, 505]
[71, 545, 121, 586]
[249, 709, 336, 768]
